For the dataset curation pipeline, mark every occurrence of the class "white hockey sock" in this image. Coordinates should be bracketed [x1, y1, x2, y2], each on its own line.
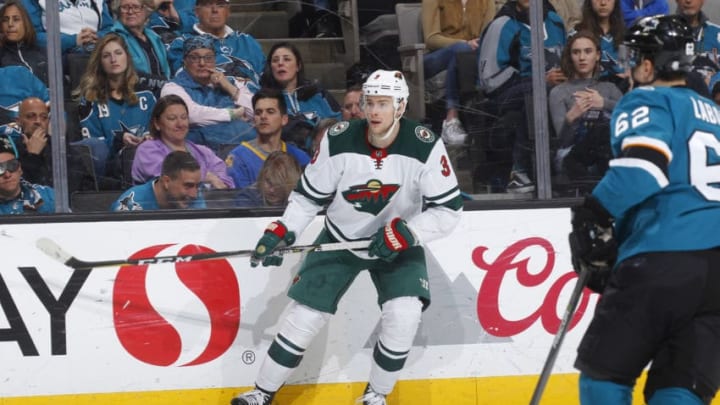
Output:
[368, 297, 423, 395]
[255, 302, 330, 392]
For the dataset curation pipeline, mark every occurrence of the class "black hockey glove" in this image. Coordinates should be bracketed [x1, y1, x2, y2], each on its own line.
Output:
[251, 221, 296, 267]
[568, 196, 616, 293]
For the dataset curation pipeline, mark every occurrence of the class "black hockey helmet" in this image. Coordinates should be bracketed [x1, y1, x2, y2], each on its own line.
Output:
[623, 14, 695, 75]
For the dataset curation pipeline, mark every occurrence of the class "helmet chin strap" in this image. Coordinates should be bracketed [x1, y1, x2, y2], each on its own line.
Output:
[369, 101, 405, 143]
[370, 114, 401, 142]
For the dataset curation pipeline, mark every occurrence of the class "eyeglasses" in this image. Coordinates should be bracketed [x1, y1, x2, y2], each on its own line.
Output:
[185, 54, 215, 64]
[0, 159, 20, 176]
[119, 4, 145, 13]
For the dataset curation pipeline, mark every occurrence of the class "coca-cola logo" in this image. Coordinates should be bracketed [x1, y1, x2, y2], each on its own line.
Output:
[474, 237, 594, 337]
[113, 244, 240, 366]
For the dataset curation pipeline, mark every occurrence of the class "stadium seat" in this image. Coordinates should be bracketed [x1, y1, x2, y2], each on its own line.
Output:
[395, 3, 426, 121]
[70, 190, 123, 212]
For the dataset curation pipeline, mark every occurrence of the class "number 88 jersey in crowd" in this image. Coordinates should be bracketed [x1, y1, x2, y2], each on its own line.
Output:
[279, 118, 464, 258]
[594, 85, 720, 263]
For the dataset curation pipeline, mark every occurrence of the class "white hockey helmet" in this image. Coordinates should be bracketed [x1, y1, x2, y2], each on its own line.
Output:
[362, 70, 409, 111]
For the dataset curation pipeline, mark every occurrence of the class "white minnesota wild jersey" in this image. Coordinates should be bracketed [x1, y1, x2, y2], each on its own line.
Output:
[281, 118, 463, 246]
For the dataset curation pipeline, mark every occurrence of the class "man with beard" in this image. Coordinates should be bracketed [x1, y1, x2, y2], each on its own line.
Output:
[111, 150, 205, 210]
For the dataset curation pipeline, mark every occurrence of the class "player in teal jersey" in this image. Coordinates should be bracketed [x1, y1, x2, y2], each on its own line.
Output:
[569, 15, 720, 405]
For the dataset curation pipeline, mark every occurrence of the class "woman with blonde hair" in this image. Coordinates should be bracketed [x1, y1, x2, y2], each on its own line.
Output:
[77, 33, 156, 161]
[234, 151, 301, 207]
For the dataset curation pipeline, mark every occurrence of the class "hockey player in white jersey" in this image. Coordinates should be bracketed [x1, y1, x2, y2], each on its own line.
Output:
[230, 70, 464, 405]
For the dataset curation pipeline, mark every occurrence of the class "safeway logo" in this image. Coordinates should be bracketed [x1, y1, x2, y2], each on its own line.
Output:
[113, 244, 240, 366]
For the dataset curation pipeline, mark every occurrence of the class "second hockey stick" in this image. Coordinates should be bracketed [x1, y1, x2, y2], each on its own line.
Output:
[37, 237, 369, 270]
[528, 263, 590, 405]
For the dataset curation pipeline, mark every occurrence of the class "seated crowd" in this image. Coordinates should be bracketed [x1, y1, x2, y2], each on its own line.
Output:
[1, 0, 719, 214]
[0, 0, 344, 213]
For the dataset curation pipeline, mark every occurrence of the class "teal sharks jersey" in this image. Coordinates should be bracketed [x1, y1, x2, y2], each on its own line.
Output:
[79, 90, 156, 157]
[594, 85, 720, 263]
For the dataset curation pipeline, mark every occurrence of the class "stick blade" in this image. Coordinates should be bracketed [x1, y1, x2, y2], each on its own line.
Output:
[36, 237, 74, 266]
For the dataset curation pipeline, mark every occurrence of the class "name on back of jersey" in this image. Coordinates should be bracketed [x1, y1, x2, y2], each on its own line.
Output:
[691, 97, 720, 127]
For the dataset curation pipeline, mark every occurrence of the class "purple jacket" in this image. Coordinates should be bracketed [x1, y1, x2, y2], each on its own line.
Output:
[131, 139, 235, 188]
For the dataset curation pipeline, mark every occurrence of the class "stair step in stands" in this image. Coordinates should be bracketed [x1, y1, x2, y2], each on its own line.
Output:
[258, 37, 346, 64]
[228, 11, 289, 38]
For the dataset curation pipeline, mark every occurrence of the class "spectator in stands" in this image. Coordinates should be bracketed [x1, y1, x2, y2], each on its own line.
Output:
[132, 94, 234, 188]
[0, 0, 48, 85]
[422, 0, 495, 145]
[0, 135, 54, 214]
[574, 0, 628, 91]
[110, 0, 171, 92]
[0, 97, 98, 192]
[161, 35, 255, 153]
[226, 88, 309, 189]
[76, 33, 157, 181]
[148, 0, 197, 44]
[112, 150, 206, 210]
[549, 0, 583, 28]
[22, 0, 113, 54]
[495, 0, 582, 27]
[167, 0, 265, 87]
[676, 0, 720, 83]
[0, 65, 48, 124]
[548, 31, 622, 179]
[234, 151, 302, 208]
[478, 0, 566, 193]
[0, 97, 51, 186]
[341, 84, 364, 121]
[260, 41, 341, 153]
[620, 0, 668, 26]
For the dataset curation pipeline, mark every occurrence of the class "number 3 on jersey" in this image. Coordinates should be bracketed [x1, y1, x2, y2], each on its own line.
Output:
[440, 155, 451, 177]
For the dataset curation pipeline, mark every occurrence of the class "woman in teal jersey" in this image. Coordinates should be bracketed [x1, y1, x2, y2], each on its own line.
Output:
[76, 33, 156, 184]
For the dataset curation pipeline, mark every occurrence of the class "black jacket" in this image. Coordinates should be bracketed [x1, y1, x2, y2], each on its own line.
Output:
[0, 42, 49, 86]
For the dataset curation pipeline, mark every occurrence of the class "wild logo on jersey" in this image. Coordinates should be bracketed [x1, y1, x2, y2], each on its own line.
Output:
[342, 179, 399, 215]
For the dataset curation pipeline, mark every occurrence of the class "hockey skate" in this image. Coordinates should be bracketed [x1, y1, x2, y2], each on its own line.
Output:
[355, 384, 386, 405]
[230, 388, 274, 405]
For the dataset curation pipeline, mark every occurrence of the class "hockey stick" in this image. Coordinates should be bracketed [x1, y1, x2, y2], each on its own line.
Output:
[528, 263, 590, 405]
[36, 237, 369, 270]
